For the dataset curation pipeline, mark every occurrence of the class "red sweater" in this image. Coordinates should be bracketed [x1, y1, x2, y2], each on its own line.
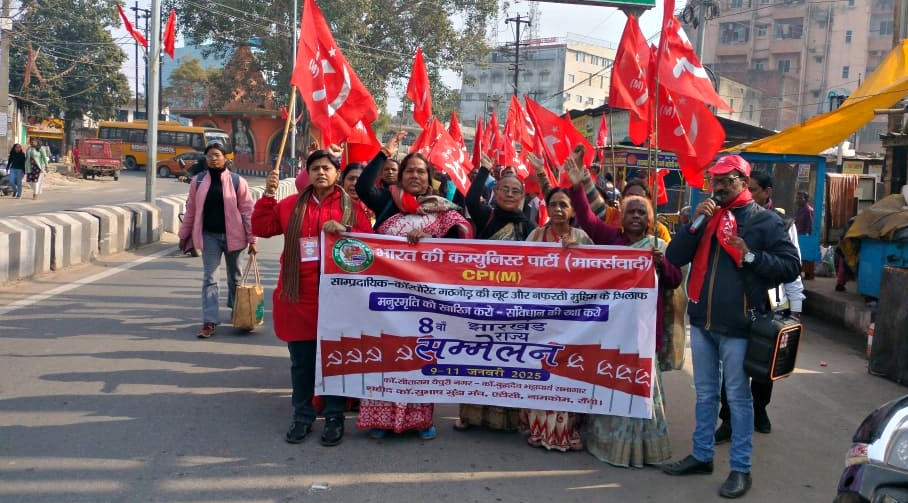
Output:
[252, 186, 373, 342]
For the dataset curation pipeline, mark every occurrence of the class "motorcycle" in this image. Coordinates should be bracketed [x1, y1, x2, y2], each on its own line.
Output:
[0, 164, 14, 197]
[835, 394, 908, 502]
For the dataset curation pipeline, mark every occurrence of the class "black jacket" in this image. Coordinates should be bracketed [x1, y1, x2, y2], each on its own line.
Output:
[666, 200, 801, 337]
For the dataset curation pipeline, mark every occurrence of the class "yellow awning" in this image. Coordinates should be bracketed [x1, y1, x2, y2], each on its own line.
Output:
[734, 38, 908, 154]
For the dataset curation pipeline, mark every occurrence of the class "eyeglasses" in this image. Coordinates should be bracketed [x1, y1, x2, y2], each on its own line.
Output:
[710, 175, 741, 187]
[496, 187, 524, 196]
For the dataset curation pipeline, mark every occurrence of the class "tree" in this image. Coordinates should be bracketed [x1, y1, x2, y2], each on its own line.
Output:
[9, 1, 132, 147]
[168, 0, 499, 119]
[163, 57, 222, 109]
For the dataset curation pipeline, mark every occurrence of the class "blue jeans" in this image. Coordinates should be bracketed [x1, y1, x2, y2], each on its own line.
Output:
[201, 232, 242, 325]
[9, 168, 24, 197]
[689, 325, 753, 473]
[289, 341, 347, 424]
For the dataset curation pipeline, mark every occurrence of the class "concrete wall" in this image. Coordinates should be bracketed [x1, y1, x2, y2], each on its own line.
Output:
[0, 179, 297, 285]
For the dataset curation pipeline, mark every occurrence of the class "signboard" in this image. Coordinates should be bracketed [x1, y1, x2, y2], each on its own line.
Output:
[316, 233, 658, 419]
[532, 0, 655, 7]
[843, 160, 865, 175]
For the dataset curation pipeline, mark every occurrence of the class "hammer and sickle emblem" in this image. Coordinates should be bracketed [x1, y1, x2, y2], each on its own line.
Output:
[312, 47, 352, 118]
[566, 353, 584, 371]
[326, 351, 343, 366]
[597, 361, 614, 377]
[365, 347, 382, 362]
[395, 346, 414, 361]
[345, 349, 362, 364]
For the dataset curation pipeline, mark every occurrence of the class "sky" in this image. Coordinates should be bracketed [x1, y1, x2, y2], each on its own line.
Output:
[116, 0, 683, 113]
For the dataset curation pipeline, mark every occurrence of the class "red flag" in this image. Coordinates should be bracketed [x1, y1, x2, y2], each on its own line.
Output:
[409, 117, 437, 157]
[591, 348, 652, 398]
[656, 168, 669, 205]
[117, 4, 147, 48]
[346, 120, 381, 164]
[406, 47, 433, 128]
[448, 110, 464, 147]
[342, 335, 364, 376]
[486, 111, 504, 162]
[482, 113, 496, 155]
[361, 334, 384, 374]
[524, 96, 571, 166]
[596, 113, 608, 148]
[280, 105, 289, 120]
[561, 115, 595, 167]
[656, 15, 731, 111]
[471, 117, 484, 169]
[292, 0, 378, 145]
[506, 95, 535, 151]
[380, 333, 435, 373]
[535, 194, 549, 226]
[609, 15, 651, 122]
[320, 338, 347, 377]
[162, 8, 176, 59]
[655, 84, 725, 186]
[427, 125, 473, 196]
[540, 343, 601, 385]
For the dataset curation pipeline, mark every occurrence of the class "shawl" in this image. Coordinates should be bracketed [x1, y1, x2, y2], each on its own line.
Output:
[688, 189, 753, 303]
[376, 192, 472, 239]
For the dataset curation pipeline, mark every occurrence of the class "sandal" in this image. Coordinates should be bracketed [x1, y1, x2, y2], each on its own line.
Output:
[453, 419, 473, 431]
[368, 428, 387, 439]
[419, 426, 437, 440]
[197, 323, 216, 338]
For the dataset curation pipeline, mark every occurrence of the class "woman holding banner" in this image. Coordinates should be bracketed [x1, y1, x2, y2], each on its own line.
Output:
[355, 133, 472, 441]
[450, 154, 535, 433]
[252, 148, 373, 447]
[565, 157, 683, 467]
[520, 185, 593, 451]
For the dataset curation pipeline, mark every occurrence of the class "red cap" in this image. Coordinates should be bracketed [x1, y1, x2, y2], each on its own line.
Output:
[708, 155, 751, 177]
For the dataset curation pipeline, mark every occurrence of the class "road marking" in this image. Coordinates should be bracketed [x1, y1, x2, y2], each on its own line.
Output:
[0, 246, 178, 316]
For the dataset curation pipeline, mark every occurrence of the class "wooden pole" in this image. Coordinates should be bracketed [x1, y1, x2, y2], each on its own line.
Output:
[274, 89, 298, 176]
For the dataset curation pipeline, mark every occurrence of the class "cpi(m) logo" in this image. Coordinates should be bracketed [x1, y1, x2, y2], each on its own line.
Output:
[331, 237, 374, 273]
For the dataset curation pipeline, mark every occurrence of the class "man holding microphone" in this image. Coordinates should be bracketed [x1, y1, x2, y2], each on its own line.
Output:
[661, 155, 801, 499]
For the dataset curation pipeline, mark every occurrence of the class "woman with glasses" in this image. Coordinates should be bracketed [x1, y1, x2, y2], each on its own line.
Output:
[354, 132, 472, 442]
[449, 154, 536, 434]
[252, 147, 373, 447]
[178, 142, 257, 339]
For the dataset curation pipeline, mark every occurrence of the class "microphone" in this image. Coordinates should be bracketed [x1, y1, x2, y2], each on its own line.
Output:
[689, 196, 720, 233]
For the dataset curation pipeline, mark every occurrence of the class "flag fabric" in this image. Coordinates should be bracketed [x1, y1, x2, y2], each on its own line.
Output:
[506, 95, 536, 151]
[609, 15, 651, 122]
[656, 84, 725, 186]
[292, 0, 378, 145]
[380, 333, 436, 373]
[406, 47, 433, 128]
[409, 117, 437, 157]
[448, 110, 465, 147]
[524, 96, 571, 166]
[655, 168, 669, 205]
[346, 120, 381, 164]
[117, 4, 147, 48]
[656, 15, 731, 111]
[280, 105, 289, 120]
[471, 118, 484, 169]
[487, 112, 506, 165]
[561, 115, 595, 167]
[162, 8, 176, 59]
[426, 123, 473, 196]
[596, 113, 609, 147]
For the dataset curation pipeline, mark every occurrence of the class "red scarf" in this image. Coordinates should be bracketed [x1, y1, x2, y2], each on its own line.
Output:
[688, 189, 753, 303]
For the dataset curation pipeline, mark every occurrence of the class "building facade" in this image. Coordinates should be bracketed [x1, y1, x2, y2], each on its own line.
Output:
[459, 34, 617, 124]
[699, 0, 895, 153]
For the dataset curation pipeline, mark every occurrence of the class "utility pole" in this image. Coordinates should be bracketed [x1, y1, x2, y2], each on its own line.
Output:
[146, 0, 162, 202]
[131, 4, 150, 119]
[505, 14, 530, 96]
[0, 0, 11, 156]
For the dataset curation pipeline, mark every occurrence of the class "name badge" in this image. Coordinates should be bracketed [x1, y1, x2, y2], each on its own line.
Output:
[300, 236, 319, 262]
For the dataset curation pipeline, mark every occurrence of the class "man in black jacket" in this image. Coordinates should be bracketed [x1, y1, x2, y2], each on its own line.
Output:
[661, 155, 801, 499]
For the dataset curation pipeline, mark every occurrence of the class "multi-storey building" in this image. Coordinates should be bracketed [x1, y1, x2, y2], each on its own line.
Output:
[459, 34, 617, 125]
[699, 0, 895, 153]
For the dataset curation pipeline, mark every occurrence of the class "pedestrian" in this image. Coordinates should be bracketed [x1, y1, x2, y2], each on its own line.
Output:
[795, 190, 815, 279]
[252, 147, 373, 447]
[520, 186, 592, 451]
[714, 171, 806, 443]
[7, 143, 26, 198]
[25, 138, 49, 200]
[662, 155, 801, 499]
[355, 132, 472, 441]
[340, 162, 375, 224]
[564, 157, 682, 466]
[72, 141, 80, 175]
[178, 141, 257, 339]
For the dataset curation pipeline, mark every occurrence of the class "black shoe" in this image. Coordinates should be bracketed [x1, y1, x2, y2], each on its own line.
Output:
[662, 454, 714, 476]
[715, 421, 732, 444]
[719, 471, 752, 498]
[285, 421, 312, 444]
[754, 409, 772, 434]
[320, 417, 344, 446]
[835, 284, 846, 292]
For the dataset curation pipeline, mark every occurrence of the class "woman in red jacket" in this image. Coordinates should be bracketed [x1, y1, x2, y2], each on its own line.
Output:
[252, 148, 372, 447]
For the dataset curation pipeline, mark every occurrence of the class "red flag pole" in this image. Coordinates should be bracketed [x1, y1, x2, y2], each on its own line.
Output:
[274, 90, 298, 176]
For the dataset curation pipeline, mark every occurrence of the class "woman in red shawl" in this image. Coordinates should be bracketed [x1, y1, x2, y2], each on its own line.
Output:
[252, 148, 372, 447]
[354, 133, 472, 441]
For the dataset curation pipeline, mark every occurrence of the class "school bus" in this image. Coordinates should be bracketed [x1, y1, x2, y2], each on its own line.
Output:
[97, 121, 232, 170]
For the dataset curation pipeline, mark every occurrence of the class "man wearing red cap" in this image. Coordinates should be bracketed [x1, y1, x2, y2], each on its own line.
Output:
[661, 155, 801, 498]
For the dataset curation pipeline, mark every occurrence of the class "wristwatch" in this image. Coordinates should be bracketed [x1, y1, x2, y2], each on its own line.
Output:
[743, 251, 756, 264]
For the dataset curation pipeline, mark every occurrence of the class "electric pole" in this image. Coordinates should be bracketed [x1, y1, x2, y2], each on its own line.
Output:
[131, 3, 150, 117]
[505, 14, 530, 96]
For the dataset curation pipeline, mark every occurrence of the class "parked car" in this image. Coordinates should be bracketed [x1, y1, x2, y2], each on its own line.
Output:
[156, 152, 204, 178]
[834, 394, 908, 502]
[78, 139, 123, 181]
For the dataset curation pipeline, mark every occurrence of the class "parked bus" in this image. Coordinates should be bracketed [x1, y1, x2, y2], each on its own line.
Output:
[97, 121, 232, 170]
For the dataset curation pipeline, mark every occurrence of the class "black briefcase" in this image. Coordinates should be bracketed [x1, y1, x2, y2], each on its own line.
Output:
[744, 312, 803, 382]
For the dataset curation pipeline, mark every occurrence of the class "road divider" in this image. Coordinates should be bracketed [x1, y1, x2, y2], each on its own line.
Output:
[0, 179, 297, 286]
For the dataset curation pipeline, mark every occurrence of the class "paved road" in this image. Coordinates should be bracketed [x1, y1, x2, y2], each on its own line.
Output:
[1, 168, 268, 217]
[0, 236, 904, 503]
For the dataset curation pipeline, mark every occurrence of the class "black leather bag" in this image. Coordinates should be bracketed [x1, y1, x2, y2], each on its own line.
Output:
[744, 310, 802, 382]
